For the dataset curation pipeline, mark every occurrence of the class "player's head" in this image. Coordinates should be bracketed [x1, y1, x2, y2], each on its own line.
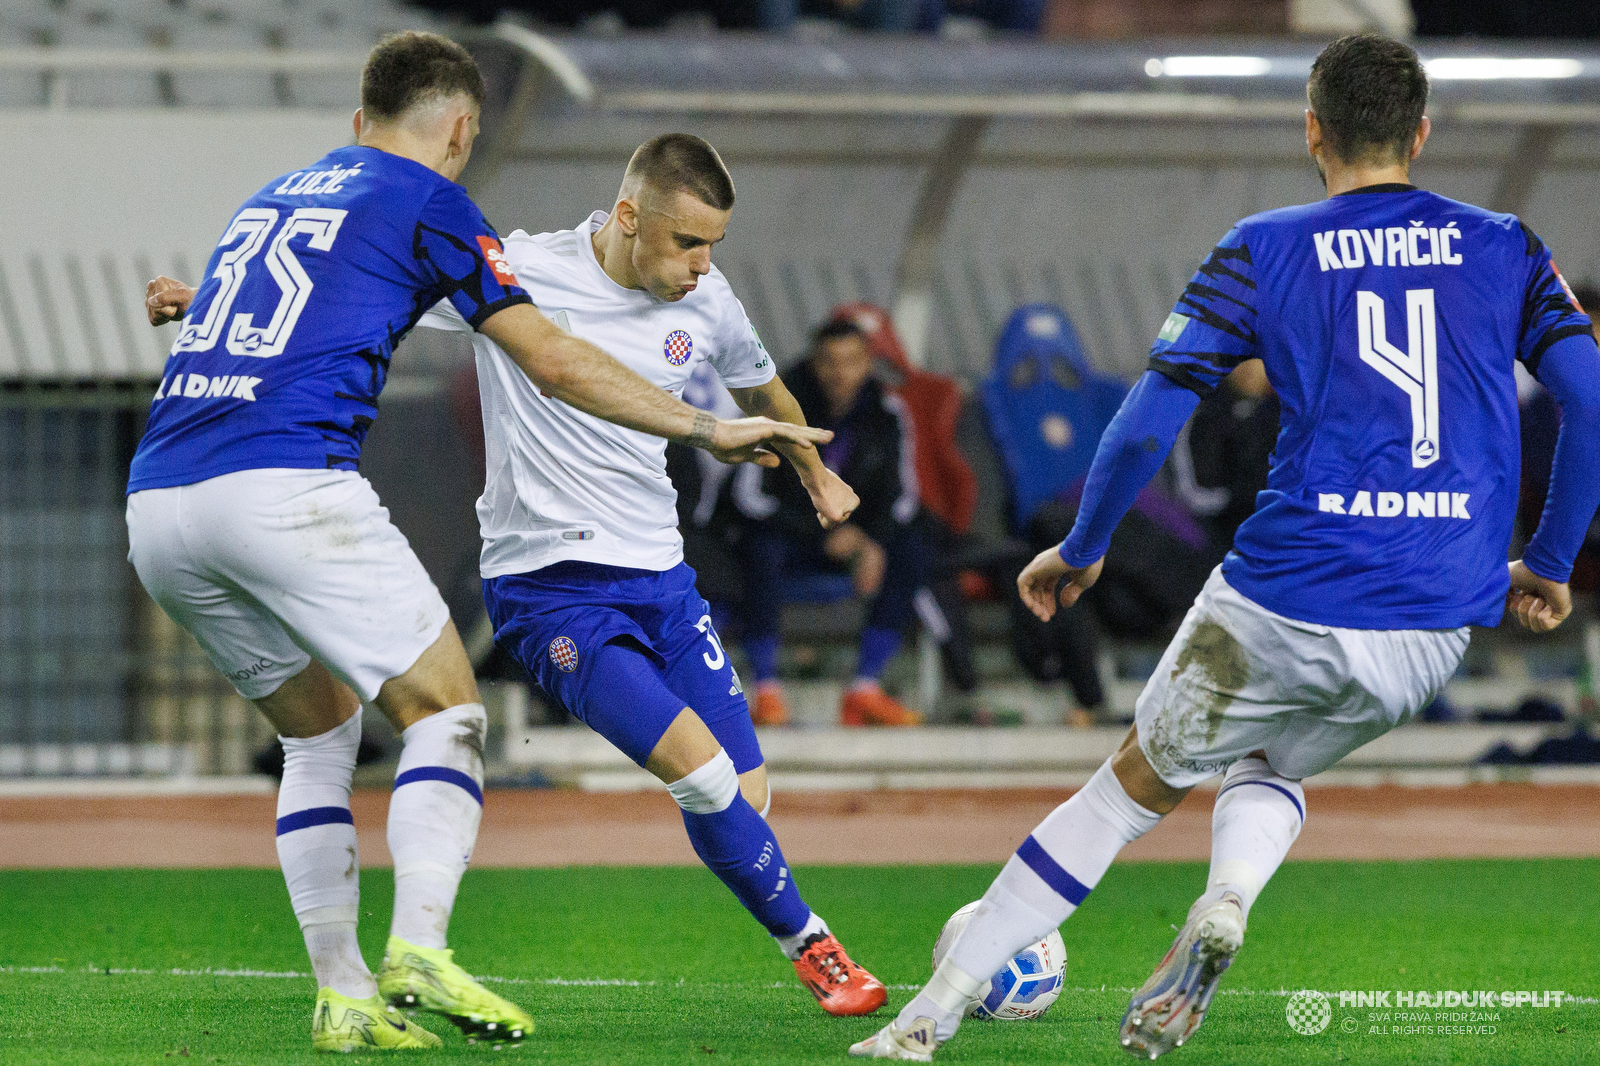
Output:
[808, 319, 876, 418]
[357, 32, 485, 181]
[1306, 34, 1430, 184]
[611, 134, 736, 302]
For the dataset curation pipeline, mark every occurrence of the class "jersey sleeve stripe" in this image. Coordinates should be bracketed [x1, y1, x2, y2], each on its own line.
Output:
[1157, 348, 1251, 368]
[1197, 245, 1256, 289]
[1528, 323, 1597, 376]
[1175, 295, 1257, 344]
[1181, 280, 1257, 314]
[467, 292, 533, 330]
[1147, 357, 1217, 397]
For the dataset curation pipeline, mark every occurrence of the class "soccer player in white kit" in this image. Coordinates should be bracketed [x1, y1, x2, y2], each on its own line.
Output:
[419, 134, 891, 1016]
[852, 33, 1600, 1061]
[126, 36, 831, 1052]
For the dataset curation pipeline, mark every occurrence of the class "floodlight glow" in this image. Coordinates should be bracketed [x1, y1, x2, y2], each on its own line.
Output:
[1145, 56, 1272, 78]
[1424, 58, 1583, 80]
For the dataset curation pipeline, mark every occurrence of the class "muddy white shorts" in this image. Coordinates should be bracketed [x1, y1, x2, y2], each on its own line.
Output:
[1135, 567, 1470, 787]
[126, 468, 450, 702]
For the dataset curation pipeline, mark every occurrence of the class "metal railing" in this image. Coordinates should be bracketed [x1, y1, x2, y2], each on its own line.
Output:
[0, 382, 274, 777]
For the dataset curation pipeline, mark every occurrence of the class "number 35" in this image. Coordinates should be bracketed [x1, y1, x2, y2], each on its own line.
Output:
[175, 206, 348, 359]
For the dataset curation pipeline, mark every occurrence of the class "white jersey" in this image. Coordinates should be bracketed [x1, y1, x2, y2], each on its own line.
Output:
[419, 211, 776, 577]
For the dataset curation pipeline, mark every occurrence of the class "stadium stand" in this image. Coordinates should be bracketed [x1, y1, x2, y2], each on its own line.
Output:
[3, 22, 1600, 779]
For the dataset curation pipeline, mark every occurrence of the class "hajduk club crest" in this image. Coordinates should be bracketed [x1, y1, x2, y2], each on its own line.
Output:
[548, 636, 579, 673]
[664, 329, 693, 366]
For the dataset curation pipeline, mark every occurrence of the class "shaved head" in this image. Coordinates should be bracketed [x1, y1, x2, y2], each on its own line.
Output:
[619, 133, 735, 214]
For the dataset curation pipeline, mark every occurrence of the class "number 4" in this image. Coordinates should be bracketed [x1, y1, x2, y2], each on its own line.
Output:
[1357, 288, 1439, 468]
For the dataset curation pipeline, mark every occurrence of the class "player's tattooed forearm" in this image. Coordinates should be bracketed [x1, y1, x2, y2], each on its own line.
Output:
[684, 410, 718, 450]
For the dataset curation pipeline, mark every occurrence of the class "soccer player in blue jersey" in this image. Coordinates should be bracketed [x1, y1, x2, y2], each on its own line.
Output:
[127, 33, 829, 1053]
[852, 34, 1600, 1061]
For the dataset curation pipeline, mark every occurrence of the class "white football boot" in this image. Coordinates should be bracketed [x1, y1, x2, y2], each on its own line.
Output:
[848, 1016, 941, 1061]
[1119, 893, 1245, 1059]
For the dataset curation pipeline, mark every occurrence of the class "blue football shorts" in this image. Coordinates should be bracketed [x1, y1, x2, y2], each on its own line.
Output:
[484, 560, 761, 772]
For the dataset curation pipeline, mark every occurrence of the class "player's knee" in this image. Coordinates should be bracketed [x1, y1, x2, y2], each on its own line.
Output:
[666, 748, 740, 815]
[1111, 737, 1188, 814]
[740, 773, 770, 818]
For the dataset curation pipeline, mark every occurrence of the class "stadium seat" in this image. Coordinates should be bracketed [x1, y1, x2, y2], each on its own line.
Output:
[3, 0, 63, 38]
[168, 22, 278, 107]
[280, 17, 385, 107]
[980, 303, 1128, 531]
[49, 22, 166, 107]
[0, 22, 47, 106]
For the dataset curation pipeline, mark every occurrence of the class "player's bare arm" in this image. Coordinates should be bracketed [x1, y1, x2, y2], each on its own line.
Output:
[1017, 548, 1103, 622]
[145, 276, 196, 326]
[479, 302, 830, 465]
[728, 378, 859, 528]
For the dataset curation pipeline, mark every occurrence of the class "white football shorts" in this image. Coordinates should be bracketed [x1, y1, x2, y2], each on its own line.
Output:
[1135, 566, 1470, 787]
[126, 468, 451, 702]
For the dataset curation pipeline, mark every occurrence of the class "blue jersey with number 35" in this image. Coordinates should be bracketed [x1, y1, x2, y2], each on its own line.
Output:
[1149, 185, 1592, 629]
[128, 145, 531, 492]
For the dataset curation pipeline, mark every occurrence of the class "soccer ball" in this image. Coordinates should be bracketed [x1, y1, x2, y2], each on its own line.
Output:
[931, 901, 1066, 1021]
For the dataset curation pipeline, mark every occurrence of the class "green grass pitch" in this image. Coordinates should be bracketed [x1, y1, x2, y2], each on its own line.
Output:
[2, 859, 1596, 1064]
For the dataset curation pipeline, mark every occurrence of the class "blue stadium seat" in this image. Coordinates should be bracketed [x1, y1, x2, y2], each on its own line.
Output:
[780, 573, 857, 605]
[980, 303, 1128, 531]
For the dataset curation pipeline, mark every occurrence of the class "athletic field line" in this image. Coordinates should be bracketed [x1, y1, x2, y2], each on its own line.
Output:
[2, 966, 1592, 1006]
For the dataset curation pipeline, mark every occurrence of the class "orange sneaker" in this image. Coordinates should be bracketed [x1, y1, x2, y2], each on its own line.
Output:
[840, 687, 924, 727]
[752, 682, 790, 726]
[792, 933, 888, 1017]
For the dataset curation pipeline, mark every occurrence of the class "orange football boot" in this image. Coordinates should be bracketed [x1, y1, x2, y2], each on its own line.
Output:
[839, 686, 923, 727]
[792, 933, 888, 1017]
[751, 682, 790, 726]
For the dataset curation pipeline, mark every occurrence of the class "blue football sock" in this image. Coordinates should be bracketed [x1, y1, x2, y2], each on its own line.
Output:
[681, 793, 810, 938]
[855, 625, 903, 681]
[744, 634, 780, 683]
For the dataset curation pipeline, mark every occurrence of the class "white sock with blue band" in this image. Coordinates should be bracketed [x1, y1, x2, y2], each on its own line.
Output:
[1196, 756, 1305, 920]
[275, 712, 373, 997]
[898, 757, 1163, 1039]
[388, 703, 487, 950]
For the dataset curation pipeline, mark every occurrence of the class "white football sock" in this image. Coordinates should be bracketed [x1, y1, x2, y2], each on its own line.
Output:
[895, 757, 1162, 1039]
[1195, 756, 1304, 921]
[773, 911, 829, 961]
[275, 712, 374, 998]
[894, 957, 988, 1042]
[304, 914, 376, 999]
[388, 704, 486, 950]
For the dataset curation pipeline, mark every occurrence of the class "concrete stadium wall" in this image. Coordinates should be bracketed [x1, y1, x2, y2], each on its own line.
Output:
[4, 108, 1599, 381]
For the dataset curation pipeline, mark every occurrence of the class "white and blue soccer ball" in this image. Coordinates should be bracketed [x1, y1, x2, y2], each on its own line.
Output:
[931, 901, 1066, 1021]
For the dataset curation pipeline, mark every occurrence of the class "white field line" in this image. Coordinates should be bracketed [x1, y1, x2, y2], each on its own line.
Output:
[2, 966, 1592, 1006]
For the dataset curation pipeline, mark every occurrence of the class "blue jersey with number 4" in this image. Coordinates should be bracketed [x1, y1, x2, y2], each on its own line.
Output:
[1150, 184, 1592, 629]
[128, 145, 531, 492]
